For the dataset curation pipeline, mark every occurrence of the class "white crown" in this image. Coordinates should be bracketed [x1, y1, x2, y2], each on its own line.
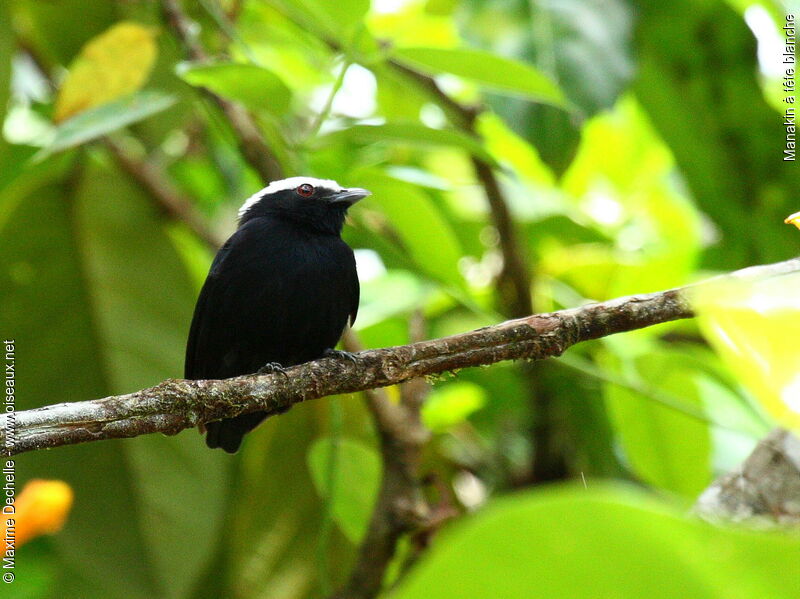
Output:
[238, 177, 341, 218]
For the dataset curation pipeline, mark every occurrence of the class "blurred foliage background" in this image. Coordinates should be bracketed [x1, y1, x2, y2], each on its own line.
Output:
[1, 0, 799, 597]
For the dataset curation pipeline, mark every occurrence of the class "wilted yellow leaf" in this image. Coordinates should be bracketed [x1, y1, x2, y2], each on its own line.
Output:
[693, 274, 800, 431]
[54, 22, 157, 123]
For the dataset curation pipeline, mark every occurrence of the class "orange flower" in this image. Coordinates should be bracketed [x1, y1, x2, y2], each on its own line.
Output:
[2, 480, 73, 547]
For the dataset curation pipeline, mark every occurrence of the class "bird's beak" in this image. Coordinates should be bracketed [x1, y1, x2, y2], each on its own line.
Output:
[330, 187, 371, 206]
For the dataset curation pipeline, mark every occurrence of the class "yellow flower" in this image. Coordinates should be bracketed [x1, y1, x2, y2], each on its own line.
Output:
[2, 480, 73, 547]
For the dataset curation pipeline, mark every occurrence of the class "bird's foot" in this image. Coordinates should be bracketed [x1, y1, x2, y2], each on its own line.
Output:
[258, 362, 289, 378]
[323, 348, 359, 365]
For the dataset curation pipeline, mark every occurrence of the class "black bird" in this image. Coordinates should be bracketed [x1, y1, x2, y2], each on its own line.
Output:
[185, 177, 369, 453]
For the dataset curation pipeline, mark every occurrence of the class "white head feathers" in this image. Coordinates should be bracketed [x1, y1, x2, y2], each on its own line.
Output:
[238, 176, 341, 218]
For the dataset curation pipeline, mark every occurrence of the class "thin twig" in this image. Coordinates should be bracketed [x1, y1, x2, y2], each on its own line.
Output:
[335, 325, 431, 599]
[307, 57, 351, 140]
[470, 158, 533, 318]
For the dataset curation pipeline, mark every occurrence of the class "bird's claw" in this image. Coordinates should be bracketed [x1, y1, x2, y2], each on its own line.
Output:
[323, 348, 359, 364]
[258, 362, 289, 378]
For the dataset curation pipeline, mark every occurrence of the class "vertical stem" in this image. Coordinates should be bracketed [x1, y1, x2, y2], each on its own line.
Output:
[307, 58, 352, 140]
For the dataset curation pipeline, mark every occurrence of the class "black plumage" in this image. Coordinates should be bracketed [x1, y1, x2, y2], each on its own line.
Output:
[185, 177, 368, 453]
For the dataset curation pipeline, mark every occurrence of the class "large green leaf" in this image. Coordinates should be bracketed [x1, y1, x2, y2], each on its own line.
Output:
[533, 0, 633, 114]
[1, 160, 151, 599]
[422, 382, 487, 433]
[601, 348, 712, 498]
[0, 154, 230, 599]
[74, 159, 231, 598]
[273, 0, 369, 46]
[394, 485, 800, 599]
[177, 62, 291, 118]
[36, 91, 177, 159]
[392, 47, 567, 108]
[356, 172, 465, 289]
[307, 436, 381, 543]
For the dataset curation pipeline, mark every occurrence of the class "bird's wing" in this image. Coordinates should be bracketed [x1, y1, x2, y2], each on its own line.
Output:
[348, 250, 360, 327]
[186, 218, 361, 452]
[184, 224, 293, 379]
[184, 239, 237, 380]
[186, 220, 361, 380]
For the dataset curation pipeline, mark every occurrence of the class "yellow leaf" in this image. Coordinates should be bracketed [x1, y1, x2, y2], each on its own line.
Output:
[785, 211, 800, 230]
[693, 274, 800, 431]
[54, 22, 158, 123]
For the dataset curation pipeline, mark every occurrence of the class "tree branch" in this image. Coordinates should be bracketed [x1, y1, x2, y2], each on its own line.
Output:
[333, 326, 431, 599]
[695, 428, 800, 525]
[5, 256, 798, 457]
[387, 54, 573, 482]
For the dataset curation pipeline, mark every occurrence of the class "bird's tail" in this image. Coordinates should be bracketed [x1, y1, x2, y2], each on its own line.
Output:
[205, 411, 269, 453]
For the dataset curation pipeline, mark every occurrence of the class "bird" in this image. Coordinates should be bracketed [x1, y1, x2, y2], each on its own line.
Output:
[184, 176, 369, 453]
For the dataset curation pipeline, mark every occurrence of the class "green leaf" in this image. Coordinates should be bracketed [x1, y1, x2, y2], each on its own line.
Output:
[460, 0, 633, 173]
[1, 155, 231, 599]
[358, 270, 429, 329]
[307, 436, 381, 543]
[356, 172, 465, 289]
[602, 350, 712, 497]
[533, 0, 633, 114]
[422, 382, 487, 433]
[36, 91, 176, 159]
[392, 47, 567, 108]
[280, 0, 369, 44]
[177, 62, 291, 117]
[223, 399, 367, 597]
[394, 485, 800, 599]
[318, 123, 498, 166]
[74, 159, 232, 597]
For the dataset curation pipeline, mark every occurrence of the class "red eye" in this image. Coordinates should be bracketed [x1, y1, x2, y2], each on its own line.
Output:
[296, 183, 314, 197]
